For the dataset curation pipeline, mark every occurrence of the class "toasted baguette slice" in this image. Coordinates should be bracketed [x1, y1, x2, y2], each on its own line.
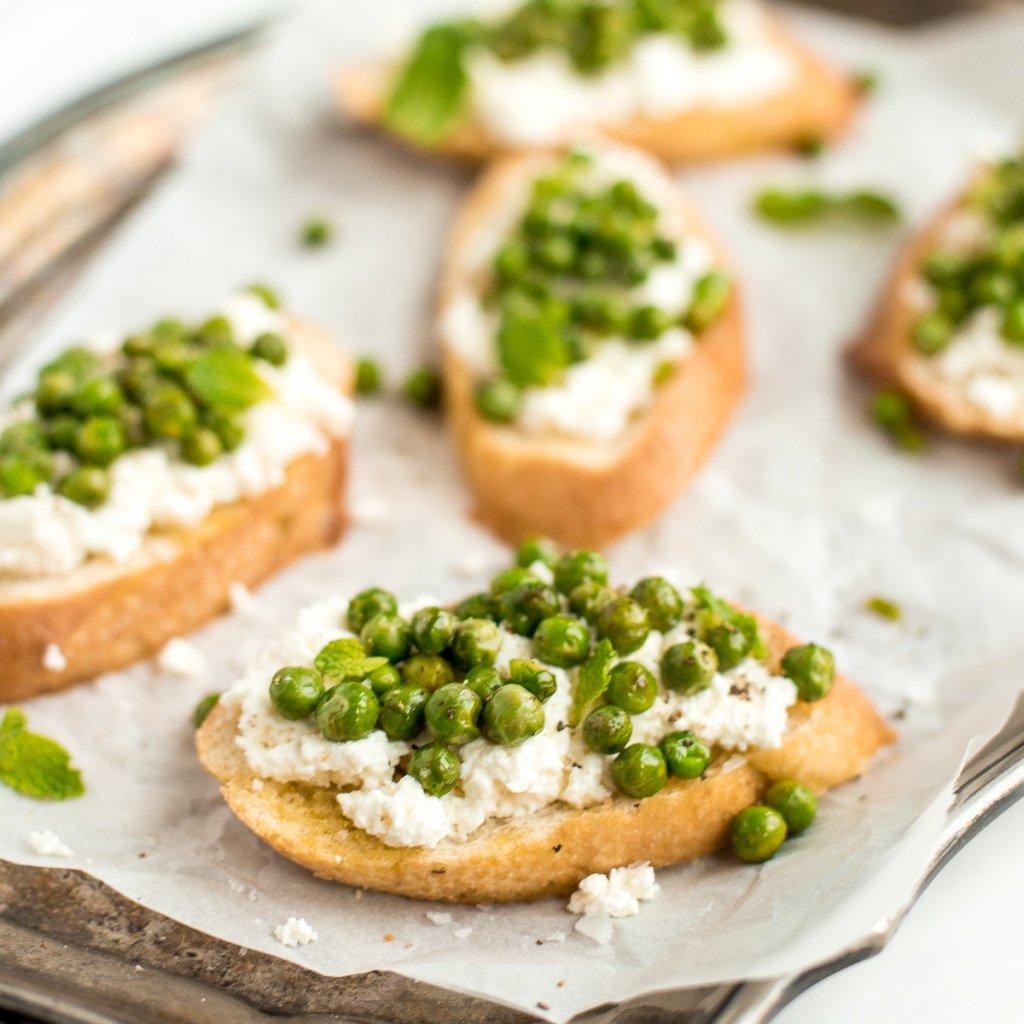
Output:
[336, 8, 857, 164]
[0, 321, 353, 702]
[851, 195, 1024, 441]
[440, 150, 745, 547]
[197, 617, 894, 904]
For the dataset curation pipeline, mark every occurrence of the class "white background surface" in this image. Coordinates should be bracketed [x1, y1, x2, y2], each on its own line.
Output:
[1, 2, 1023, 1022]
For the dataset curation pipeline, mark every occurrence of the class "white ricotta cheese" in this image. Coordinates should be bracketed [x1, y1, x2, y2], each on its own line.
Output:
[41, 643, 67, 672]
[568, 862, 660, 944]
[273, 916, 318, 947]
[27, 829, 74, 858]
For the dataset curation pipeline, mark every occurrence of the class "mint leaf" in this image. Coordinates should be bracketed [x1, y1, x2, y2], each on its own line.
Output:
[385, 24, 471, 146]
[497, 312, 571, 388]
[570, 638, 615, 728]
[692, 585, 766, 660]
[183, 347, 272, 411]
[0, 710, 83, 801]
[314, 638, 388, 681]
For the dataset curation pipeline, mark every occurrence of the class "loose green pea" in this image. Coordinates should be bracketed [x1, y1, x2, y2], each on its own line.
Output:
[661, 640, 718, 695]
[347, 587, 398, 632]
[515, 537, 559, 569]
[192, 692, 221, 729]
[532, 615, 590, 668]
[56, 465, 110, 508]
[499, 580, 562, 636]
[508, 658, 557, 702]
[316, 681, 379, 742]
[367, 663, 402, 695]
[409, 606, 458, 655]
[182, 427, 223, 466]
[407, 742, 461, 797]
[780, 643, 835, 702]
[553, 550, 608, 594]
[606, 661, 657, 714]
[355, 358, 382, 395]
[360, 613, 411, 663]
[251, 332, 288, 366]
[35, 370, 77, 415]
[475, 378, 522, 423]
[661, 731, 711, 779]
[400, 653, 455, 692]
[144, 385, 198, 440]
[568, 580, 615, 622]
[74, 416, 126, 467]
[730, 805, 787, 863]
[403, 367, 442, 409]
[454, 591, 497, 621]
[704, 622, 751, 671]
[464, 665, 505, 703]
[583, 705, 632, 754]
[451, 617, 503, 670]
[379, 684, 429, 741]
[611, 744, 667, 798]
[765, 779, 817, 834]
[425, 683, 482, 745]
[300, 216, 333, 248]
[482, 683, 545, 746]
[490, 566, 537, 597]
[72, 376, 124, 416]
[270, 666, 324, 720]
[630, 576, 684, 632]
[597, 596, 650, 655]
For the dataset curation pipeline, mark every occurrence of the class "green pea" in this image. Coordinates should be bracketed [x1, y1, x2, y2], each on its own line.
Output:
[56, 465, 110, 508]
[490, 566, 538, 597]
[536, 233, 576, 273]
[606, 661, 657, 714]
[251, 332, 288, 366]
[661, 640, 718, 695]
[629, 305, 673, 341]
[1, 421, 48, 453]
[661, 731, 711, 779]
[153, 317, 188, 342]
[921, 250, 965, 286]
[451, 617, 503, 670]
[568, 580, 615, 622]
[494, 241, 531, 284]
[425, 683, 482, 745]
[153, 338, 199, 373]
[482, 683, 545, 746]
[206, 410, 246, 452]
[35, 370, 77, 415]
[913, 310, 953, 355]
[182, 427, 224, 466]
[630, 576, 684, 632]
[72, 376, 124, 416]
[300, 216, 333, 248]
[611, 744, 667, 798]
[475, 378, 522, 423]
[144, 385, 198, 440]
[685, 271, 731, 333]
[704, 623, 751, 671]
[400, 653, 455, 692]
[499, 580, 562, 636]
[464, 665, 505, 703]
[245, 282, 281, 310]
[74, 416, 126, 467]
[117, 357, 161, 402]
[355, 358, 382, 395]
[583, 705, 632, 754]
[780, 643, 835, 702]
[533, 615, 590, 668]
[197, 316, 234, 347]
[453, 591, 497, 621]
[765, 779, 817, 834]
[407, 742, 460, 797]
[347, 587, 398, 632]
[360, 613, 411, 663]
[45, 415, 79, 451]
[409, 606, 458, 655]
[571, 291, 629, 333]
[515, 537, 559, 569]
[651, 237, 676, 261]
[192, 692, 221, 729]
[508, 658, 557, 702]
[0, 453, 50, 497]
[553, 549, 608, 594]
[403, 367, 441, 409]
[597, 596, 650, 655]
[379, 684, 429, 741]
[1002, 298, 1024, 343]
[730, 805, 788, 863]
[367, 663, 402, 695]
[122, 333, 155, 357]
[316, 681, 379, 741]
[117, 405, 147, 448]
[270, 666, 324, 720]
[43, 347, 99, 382]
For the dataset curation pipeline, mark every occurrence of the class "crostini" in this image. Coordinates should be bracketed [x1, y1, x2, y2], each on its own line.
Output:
[853, 152, 1024, 439]
[197, 542, 894, 904]
[0, 288, 354, 701]
[438, 143, 743, 546]
[337, 0, 857, 163]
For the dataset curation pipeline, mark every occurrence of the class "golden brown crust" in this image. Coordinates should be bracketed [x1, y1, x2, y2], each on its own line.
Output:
[0, 322, 353, 701]
[196, 615, 895, 904]
[335, 12, 858, 164]
[438, 150, 745, 547]
[850, 195, 1024, 442]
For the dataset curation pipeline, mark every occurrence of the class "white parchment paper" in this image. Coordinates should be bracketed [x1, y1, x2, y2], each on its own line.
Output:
[3, 4, 1024, 1021]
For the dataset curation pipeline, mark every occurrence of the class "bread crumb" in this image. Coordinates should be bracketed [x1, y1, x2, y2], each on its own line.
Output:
[425, 911, 452, 926]
[41, 643, 67, 672]
[27, 830, 73, 858]
[273, 917, 317, 947]
[157, 638, 207, 678]
[537, 1002, 550, 1011]
[384, 933, 395, 942]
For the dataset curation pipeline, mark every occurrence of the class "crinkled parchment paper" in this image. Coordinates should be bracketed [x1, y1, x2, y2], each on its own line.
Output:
[3, 3, 1024, 1020]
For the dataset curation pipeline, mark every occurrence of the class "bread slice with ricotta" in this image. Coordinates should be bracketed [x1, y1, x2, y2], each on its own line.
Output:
[336, 2, 857, 164]
[439, 145, 744, 547]
[0, 315, 353, 702]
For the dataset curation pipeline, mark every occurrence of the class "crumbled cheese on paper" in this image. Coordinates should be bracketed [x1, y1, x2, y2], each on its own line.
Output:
[28, 830, 74, 858]
[157, 638, 207, 678]
[41, 643, 67, 672]
[273, 916, 318, 947]
[567, 863, 660, 944]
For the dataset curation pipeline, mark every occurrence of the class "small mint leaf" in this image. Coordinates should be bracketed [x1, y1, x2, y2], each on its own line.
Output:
[0, 728, 84, 801]
[570, 638, 615, 728]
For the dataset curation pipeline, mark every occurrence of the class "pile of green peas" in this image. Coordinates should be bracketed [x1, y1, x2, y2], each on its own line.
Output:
[267, 539, 837, 804]
[915, 155, 1024, 354]
[0, 285, 286, 507]
[729, 779, 818, 863]
[473, 150, 732, 424]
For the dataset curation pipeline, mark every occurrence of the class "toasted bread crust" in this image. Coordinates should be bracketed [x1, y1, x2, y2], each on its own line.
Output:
[850, 196, 1024, 441]
[196, 617, 895, 903]
[335, 12, 857, 164]
[438, 150, 745, 547]
[0, 322, 353, 701]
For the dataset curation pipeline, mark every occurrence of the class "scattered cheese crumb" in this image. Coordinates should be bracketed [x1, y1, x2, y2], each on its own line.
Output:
[425, 911, 453, 926]
[453, 926, 473, 940]
[567, 862, 659, 945]
[134, 965, 143, 972]
[157, 638, 207, 678]
[227, 877, 247, 894]
[273, 917, 318, 947]
[229, 581, 258, 614]
[41, 643, 67, 672]
[28, 830, 73, 858]
[351, 497, 391, 528]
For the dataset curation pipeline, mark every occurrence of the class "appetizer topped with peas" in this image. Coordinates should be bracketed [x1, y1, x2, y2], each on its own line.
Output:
[338, 0, 858, 162]
[0, 288, 354, 700]
[440, 144, 744, 546]
[197, 540, 893, 903]
[855, 150, 1024, 441]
